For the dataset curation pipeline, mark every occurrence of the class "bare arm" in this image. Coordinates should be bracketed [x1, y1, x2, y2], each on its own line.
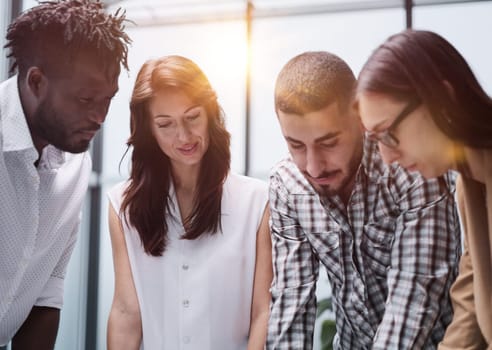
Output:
[12, 306, 60, 350]
[247, 205, 273, 350]
[107, 204, 142, 350]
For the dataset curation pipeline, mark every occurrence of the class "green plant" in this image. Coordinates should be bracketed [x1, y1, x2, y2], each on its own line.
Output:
[317, 297, 337, 350]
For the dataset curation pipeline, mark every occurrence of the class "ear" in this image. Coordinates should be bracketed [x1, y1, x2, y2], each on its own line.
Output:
[26, 67, 48, 100]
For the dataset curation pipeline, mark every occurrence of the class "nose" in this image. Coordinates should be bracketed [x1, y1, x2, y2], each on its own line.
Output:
[89, 100, 110, 125]
[176, 123, 192, 142]
[305, 148, 325, 178]
[378, 142, 400, 165]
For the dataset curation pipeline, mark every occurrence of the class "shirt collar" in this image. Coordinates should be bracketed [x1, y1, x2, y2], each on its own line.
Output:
[1, 76, 36, 152]
[37, 145, 66, 170]
[1, 76, 66, 169]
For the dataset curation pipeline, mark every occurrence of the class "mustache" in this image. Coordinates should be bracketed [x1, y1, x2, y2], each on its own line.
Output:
[303, 169, 339, 179]
[82, 123, 101, 133]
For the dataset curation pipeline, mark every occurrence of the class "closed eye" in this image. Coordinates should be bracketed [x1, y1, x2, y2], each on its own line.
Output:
[289, 142, 305, 150]
[157, 122, 172, 128]
[320, 140, 338, 149]
[186, 113, 200, 121]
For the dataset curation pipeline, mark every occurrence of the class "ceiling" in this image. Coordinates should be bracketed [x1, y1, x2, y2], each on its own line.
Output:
[104, 0, 407, 26]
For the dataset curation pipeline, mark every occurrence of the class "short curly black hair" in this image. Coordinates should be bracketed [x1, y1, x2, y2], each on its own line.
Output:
[5, 0, 131, 78]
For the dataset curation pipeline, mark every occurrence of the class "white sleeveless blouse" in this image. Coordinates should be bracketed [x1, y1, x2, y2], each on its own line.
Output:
[108, 173, 268, 350]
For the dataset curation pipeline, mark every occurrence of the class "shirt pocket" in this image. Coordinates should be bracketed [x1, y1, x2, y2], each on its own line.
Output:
[311, 230, 343, 287]
[361, 220, 395, 279]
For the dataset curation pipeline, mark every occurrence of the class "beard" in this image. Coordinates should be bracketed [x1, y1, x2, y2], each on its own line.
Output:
[31, 98, 94, 154]
[307, 145, 363, 202]
[308, 170, 355, 199]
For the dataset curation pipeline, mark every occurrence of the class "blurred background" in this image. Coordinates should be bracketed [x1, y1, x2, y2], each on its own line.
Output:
[1, 0, 491, 349]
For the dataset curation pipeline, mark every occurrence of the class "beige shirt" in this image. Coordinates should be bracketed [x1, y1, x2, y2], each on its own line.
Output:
[439, 148, 492, 350]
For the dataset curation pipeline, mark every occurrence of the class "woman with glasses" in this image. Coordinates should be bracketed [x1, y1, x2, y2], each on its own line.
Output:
[356, 29, 492, 349]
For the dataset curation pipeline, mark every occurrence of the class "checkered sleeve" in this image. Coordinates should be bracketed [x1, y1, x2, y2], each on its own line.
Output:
[266, 171, 319, 350]
[373, 172, 461, 349]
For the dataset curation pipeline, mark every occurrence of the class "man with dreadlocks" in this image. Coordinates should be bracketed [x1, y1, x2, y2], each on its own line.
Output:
[0, 1, 131, 348]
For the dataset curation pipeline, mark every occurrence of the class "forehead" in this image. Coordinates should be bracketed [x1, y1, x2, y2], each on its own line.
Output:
[358, 92, 403, 130]
[148, 89, 198, 116]
[52, 57, 120, 94]
[278, 102, 348, 141]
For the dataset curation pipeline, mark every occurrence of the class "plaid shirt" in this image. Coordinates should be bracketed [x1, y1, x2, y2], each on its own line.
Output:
[267, 139, 461, 350]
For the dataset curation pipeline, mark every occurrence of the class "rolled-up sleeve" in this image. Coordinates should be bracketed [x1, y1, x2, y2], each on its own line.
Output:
[373, 175, 461, 349]
[35, 218, 80, 309]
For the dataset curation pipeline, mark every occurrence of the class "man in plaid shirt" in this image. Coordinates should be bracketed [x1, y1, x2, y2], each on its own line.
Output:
[266, 51, 461, 349]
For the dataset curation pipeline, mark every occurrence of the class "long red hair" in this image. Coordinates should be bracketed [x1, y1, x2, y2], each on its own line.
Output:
[121, 56, 231, 256]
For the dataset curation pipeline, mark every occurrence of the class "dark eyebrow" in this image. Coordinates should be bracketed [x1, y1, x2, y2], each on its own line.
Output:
[285, 131, 340, 144]
[154, 104, 200, 119]
[314, 132, 340, 143]
[184, 104, 201, 113]
[285, 136, 303, 144]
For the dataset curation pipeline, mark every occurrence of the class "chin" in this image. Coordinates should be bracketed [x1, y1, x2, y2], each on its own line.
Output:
[62, 140, 91, 154]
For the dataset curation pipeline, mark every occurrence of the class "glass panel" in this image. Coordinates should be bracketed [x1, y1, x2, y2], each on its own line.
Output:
[414, 1, 492, 94]
[96, 184, 114, 350]
[55, 194, 90, 350]
[248, 8, 406, 179]
[0, 1, 10, 80]
[22, 0, 38, 11]
[107, 0, 246, 25]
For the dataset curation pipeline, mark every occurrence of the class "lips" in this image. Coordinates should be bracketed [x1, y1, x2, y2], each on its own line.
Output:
[306, 170, 340, 185]
[79, 126, 100, 137]
[178, 143, 198, 155]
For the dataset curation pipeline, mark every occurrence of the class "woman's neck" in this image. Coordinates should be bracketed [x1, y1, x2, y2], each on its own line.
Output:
[171, 164, 200, 223]
[171, 163, 200, 192]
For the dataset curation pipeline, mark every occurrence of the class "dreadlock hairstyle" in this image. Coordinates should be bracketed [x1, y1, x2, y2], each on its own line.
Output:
[121, 55, 231, 256]
[5, 0, 131, 79]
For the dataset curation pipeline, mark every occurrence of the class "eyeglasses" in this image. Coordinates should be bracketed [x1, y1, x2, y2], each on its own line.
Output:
[366, 97, 421, 149]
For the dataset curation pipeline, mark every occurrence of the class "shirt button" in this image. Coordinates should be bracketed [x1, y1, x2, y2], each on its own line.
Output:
[182, 264, 189, 270]
[183, 336, 191, 344]
[183, 299, 190, 308]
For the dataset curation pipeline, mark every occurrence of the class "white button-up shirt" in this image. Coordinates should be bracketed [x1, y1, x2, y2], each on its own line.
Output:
[0, 77, 91, 345]
[108, 173, 268, 350]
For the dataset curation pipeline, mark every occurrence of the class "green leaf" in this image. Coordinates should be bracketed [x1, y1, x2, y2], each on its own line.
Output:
[320, 319, 337, 350]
